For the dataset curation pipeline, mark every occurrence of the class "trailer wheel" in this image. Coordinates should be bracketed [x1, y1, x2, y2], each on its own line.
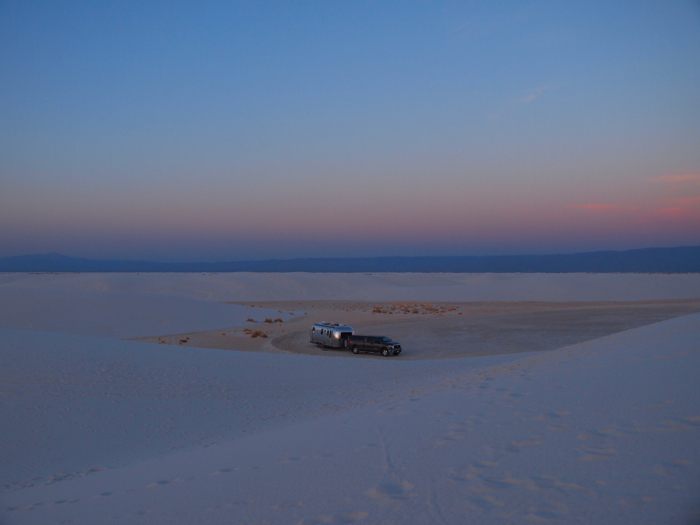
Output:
[316, 342, 324, 349]
[352, 346, 360, 354]
[382, 348, 389, 357]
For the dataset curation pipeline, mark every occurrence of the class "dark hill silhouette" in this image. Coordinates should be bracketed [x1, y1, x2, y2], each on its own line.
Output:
[1, 246, 699, 273]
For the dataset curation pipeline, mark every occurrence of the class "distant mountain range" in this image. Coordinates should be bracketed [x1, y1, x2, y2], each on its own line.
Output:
[1, 246, 699, 273]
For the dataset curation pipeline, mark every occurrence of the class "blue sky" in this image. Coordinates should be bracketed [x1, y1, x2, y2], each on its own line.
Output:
[1, 1, 699, 261]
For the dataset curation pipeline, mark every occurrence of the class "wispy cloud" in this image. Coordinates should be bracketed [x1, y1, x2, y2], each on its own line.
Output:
[569, 203, 638, 212]
[646, 173, 700, 211]
[670, 196, 700, 207]
[491, 84, 559, 119]
[647, 173, 700, 184]
[654, 207, 690, 217]
[450, 8, 533, 41]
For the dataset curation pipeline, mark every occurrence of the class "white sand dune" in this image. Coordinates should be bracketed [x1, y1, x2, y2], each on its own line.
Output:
[3, 272, 700, 302]
[1, 273, 699, 524]
[0, 287, 294, 339]
[1, 327, 501, 492]
[2, 314, 699, 524]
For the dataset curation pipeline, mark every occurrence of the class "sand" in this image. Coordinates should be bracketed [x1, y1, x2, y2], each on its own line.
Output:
[4, 271, 700, 302]
[1, 272, 700, 524]
[134, 299, 700, 360]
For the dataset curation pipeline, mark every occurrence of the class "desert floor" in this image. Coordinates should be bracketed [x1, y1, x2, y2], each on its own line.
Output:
[136, 299, 700, 360]
[2, 272, 700, 524]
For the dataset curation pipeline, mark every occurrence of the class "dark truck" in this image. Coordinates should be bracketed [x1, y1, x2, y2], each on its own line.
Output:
[347, 335, 402, 357]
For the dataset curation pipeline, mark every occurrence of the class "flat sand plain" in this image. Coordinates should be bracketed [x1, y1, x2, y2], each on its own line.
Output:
[135, 298, 700, 360]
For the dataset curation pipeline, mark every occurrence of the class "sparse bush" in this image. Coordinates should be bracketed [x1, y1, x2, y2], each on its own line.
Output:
[250, 330, 267, 338]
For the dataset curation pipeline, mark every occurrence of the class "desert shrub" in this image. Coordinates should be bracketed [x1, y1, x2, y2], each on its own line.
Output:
[246, 318, 256, 323]
[264, 318, 273, 323]
[250, 330, 268, 338]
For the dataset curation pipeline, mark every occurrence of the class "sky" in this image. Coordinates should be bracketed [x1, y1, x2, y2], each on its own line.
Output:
[1, 1, 699, 262]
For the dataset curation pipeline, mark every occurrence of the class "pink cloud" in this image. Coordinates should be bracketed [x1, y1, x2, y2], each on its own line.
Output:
[669, 196, 700, 207]
[491, 83, 560, 119]
[569, 203, 638, 212]
[655, 207, 690, 217]
[647, 173, 700, 184]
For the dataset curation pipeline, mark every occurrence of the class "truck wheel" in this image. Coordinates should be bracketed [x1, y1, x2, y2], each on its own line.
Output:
[382, 348, 389, 357]
[352, 346, 360, 354]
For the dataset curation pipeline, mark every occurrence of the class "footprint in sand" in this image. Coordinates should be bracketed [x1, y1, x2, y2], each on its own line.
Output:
[300, 511, 368, 524]
[147, 478, 178, 487]
[577, 446, 618, 462]
[273, 501, 303, 509]
[448, 460, 499, 481]
[533, 411, 569, 421]
[531, 475, 584, 491]
[448, 470, 477, 482]
[473, 460, 498, 468]
[365, 481, 415, 501]
[524, 502, 569, 521]
[506, 440, 542, 453]
[485, 439, 542, 456]
[653, 460, 692, 476]
[210, 468, 238, 475]
[479, 473, 530, 489]
[468, 493, 505, 510]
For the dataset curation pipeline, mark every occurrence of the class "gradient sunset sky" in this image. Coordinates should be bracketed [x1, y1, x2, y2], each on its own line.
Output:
[2, 1, 699, 262]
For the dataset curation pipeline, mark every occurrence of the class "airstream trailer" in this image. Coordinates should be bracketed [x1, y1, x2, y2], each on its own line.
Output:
[310, 322, 354, 349]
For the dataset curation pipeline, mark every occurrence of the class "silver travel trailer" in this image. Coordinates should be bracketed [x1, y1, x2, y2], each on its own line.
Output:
[310, 322, 354, 349]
